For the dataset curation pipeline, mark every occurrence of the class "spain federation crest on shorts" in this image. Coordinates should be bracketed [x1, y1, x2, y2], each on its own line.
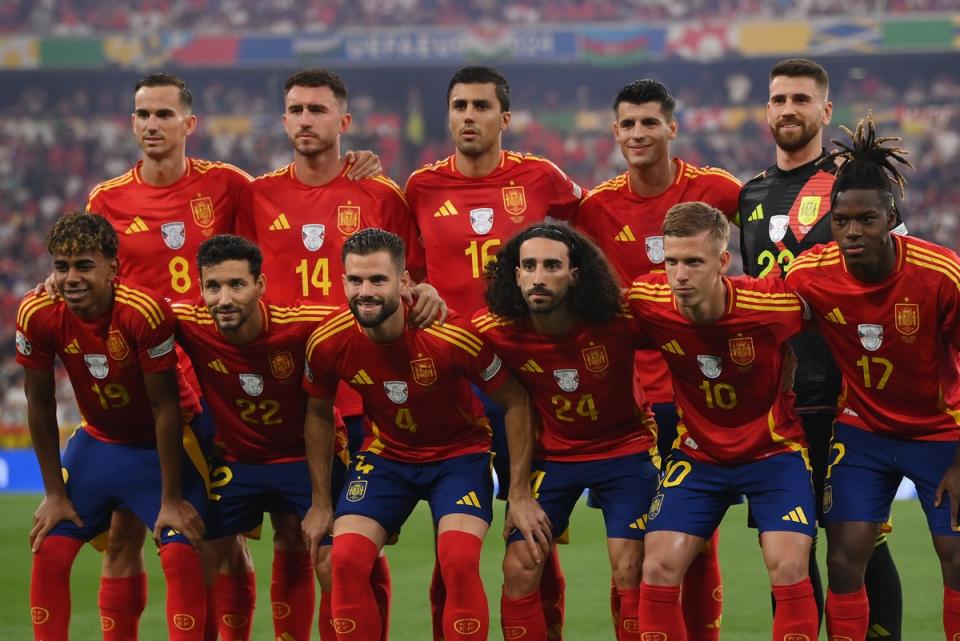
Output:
[644, 236, 664, 264]
[501, 185, 526, 222]
[768, 215, 789, 243]
[84, 354, 109, 379]
[239, 373, 264, 397]
[823, 484, 833, 513]
[648, 493, 664, 520]
[190, 195, 215, 228]
[728, 336, 755, 366]
[337, 205, 360, 235]
[107, 330, 130, 361]
[581, 344, 608, 373]
[384, 381, 408, 404]
[696, 355, 722, 379]
[469, 207, 494, 235]
[553, 368, 579, 392]
[410, 357, 437, 386]
[346, 480, 367, 502]
[160, 222, 186, 250]
[857, 324, 883, 351]
[269, 351, 295, 379]
[302, 224, 325, 251]
[894, 303, 919, 336]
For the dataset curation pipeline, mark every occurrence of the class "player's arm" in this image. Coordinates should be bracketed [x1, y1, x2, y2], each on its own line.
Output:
[24, 367, 83, 551]
[935, 445, 960, 531]
[487, 375, 552, 561]
[343, 150, 382, 181]
[302, 395, 336, 564]
[144, 369, 204, 548]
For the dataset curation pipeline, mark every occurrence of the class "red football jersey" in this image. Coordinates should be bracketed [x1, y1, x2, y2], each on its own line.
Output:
[786, 235, 960, 440]
[576, 159, 741, 404]
[16, 280, 179, 444]
[473, 309, 657, 462]
[626, 274, 807, 464]
[173, 298, 341, 463]
[405, 150, 583, 316]
[87, 158, 252, 299]
[303, 308, 508, 463]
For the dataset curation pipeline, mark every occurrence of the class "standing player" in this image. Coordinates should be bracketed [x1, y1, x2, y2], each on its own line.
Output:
[475, 224, 659, 640]
[405, 65, 581, 640]
[738, 58, 902, 633]
[17, 213, 207, 641]
[302, 228, 546, 641]
[786, 116, 960, 641]
[629, 202, 819, 641]
[575, 79, 739, 641]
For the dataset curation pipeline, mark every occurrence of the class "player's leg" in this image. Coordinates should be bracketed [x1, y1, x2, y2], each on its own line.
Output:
[210, 535, 255, 641]
[99, 509, 148, 641]
[312, 453, 349, 641]
[269, 512, 314, 640]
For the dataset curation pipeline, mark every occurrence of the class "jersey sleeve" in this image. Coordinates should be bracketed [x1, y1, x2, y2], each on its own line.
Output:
[444, 318, 509, 393]
[132, 296, 178, 373]
[940, 267, 960, 350]
[378, 179, 426, 283]
[221, 165, 253, 234]
[233, 181, 257, 243]
[15, 295, 56, 369]
[541, 159, 583, 221]
[303, 327, 341, 400]
[709, 170, 743, 220]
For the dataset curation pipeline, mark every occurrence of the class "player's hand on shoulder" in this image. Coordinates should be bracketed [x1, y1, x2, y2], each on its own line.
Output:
[154, 499, 205, 549]
[404, 283, 448, 328]
[302, 504, 334, 565]
[506, 495, 552, 563]
[34, 272, 59, 300]
[935, 461, 960, 532]
[30, 493, 82, 552]
[344, 150, 383, 181]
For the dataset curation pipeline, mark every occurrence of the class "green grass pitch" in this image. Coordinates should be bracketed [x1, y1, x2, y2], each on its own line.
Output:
[0, 494, 943, 639]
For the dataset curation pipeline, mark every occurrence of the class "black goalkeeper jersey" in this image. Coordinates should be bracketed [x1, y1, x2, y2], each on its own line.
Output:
[738, 150, 840, 412]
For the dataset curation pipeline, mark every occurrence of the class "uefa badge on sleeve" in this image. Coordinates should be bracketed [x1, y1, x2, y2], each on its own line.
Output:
[15, 330, 31, 356]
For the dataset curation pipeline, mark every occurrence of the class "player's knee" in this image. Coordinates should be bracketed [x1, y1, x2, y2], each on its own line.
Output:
[610, 550, 643, 588]
[936, 541, 960, 589]
[220, 535, 254, 575]
[826, 545, 867, 591]
[765, 553, 809, 585]
[314, 545, 333, 593]
[271, 512, 306, 550]
[640, 551, 684, 586]
[438, 531, 481, 581]
[331, 533, 378, 585]
[502, 543, 541, 594]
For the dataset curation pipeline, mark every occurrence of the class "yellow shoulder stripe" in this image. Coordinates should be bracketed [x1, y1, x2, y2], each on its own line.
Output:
[906, 245, 960, 282]
[115, 285, 164, 328]
[17, 293, 55, 331]
[736, 302, 802, 312]
[905, 256, 960, 291]
[370, 175, 408, 204]
[430, 322, 483, 351]
[306, 311, 355, 358]
[424, 326, 479, 357]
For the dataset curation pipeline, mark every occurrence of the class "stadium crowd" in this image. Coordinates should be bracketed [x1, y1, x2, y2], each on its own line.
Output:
[1, 0, 956, 33]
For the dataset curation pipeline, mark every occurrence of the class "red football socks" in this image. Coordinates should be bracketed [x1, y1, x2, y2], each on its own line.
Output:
[772, 579, 819, 641]
[159, 541, 207, 640]
[682, 530, 722, 641]
[31, 535, 83, 641]
[437, 531, 488, 640]
[539, 548, 566, 641]
[99, 573, 147, 641]
[214, 571, 255, 641]
[616, 586, 640, 640]
[331, 533, 381, 639]
[826, 586, 869, 641]
[371, 553, 392, 641]
[943, 585, 960, 639]
[318, 590, 335, 641]
[429, 558, 445, 641]
[272, 549, 315, 641]
[638, 582, 687, 641]
[501, 588, 547, 640]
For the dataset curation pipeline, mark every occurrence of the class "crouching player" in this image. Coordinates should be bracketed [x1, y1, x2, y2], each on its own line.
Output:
[474, 223, 660, 640]
[629, 202, 819, 640]
[17, 212, 207, 640]
[303, 228, 545, 640]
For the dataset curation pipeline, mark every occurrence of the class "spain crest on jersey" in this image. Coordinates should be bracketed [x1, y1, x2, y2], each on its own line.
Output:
[581, 345, 608, 373]
[239, 373, 264, 397]
[302, 224, 325, 251]
[410, 357, 437, 386]
[107, 330, 130, 361]
[553, 368, 579, 392]
[269, 351, 295, 379]
[728, 336, 755, 366]
[502, 185, 526, 221]
[161, 222, 186, 250]
[857, 324, 883, 352]
[648, 493, 664, 520]
[190, 195, 215, 228]
[894, 303, 919, 335]
[84, 354, 109, 379]
[697, 355, 722, 379]
[644, 236, 664, 264]
[384, 381, 408, 404]
[768, 215, 789, 243]
[337, 205, 360, 235]
[798, 196, 822, 226]
[345, 480, 367, 502]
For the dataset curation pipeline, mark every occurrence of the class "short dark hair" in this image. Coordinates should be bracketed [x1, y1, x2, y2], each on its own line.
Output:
[484, 223, 623, 323]
[47, 212, 119, 259]
[614, 79, 676, 119]
[342, 228, 406, 273]
[662, 202, 730, 250]
[447, 66, 511, 112]
[769, 58, 829, 97]
[284, 68, 348, 109]
[134, 73, 192, 110]
[197, 234, 263, 279]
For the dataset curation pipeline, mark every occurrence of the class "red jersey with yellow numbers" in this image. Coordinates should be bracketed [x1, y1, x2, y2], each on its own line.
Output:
[626, 274, 807, 464]
[15, 279, 179, 444]
[575, 159, 741, 404]
[86, 158, 252, 300]
[173, 298, 344, 463]
[235, 162, 425, 302]
[786, 235, 960, 440]
[472, 308, 657, 462]
[303, 308, 508, 463]
[405, 150, 583, 316]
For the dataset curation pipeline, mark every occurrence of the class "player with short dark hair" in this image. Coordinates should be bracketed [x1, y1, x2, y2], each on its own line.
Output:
[476, 223, 658, 640]
[17, 213, 208, 641]
[447, 65, 511, 113]
[303, 228, 545, 641]
[631, 202, 819, 641]
[283, 68, 349, 108]
[786, 115, 960, 641]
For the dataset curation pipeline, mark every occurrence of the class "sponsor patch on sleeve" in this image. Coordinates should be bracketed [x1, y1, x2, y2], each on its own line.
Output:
[480, 354, 502, 381]
[147, 335, 175, 359]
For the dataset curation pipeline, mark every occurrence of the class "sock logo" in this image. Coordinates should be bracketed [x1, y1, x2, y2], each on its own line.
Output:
[828, 637, 853, 641]
[333, 618, 357, 633]
[222, 613, 249, 627]
[100, 616, 116, 631]
[272, 602, 291, 619]
[454, 618, 481, 634]
[31, 607, 50, 624]
[173, 614, 196, 630]
[641, 634, 667, 641]
[622, 619, 640, 634]
[503, 626, 527, 639]
[712, 585, 723, 601]
[784, 635, 810, 641]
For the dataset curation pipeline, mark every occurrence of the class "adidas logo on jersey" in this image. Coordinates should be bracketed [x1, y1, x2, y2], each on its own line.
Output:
[351, 370, 374, 385]
[614, 225, 637, 242]
[781, 506, 809, 525]
[433, 200, 459, 217]
[661, 340, 685, 355]
[64, 339, 81, 354]
[456, 491, 482, 508]
[208, 359, 228, 374]
[269, 213, 291, 231]
[124, 217, 149, 234]
[520, 359, 543, 373]
[747, 204, 764, 222]
[825, 308, 847, 324]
